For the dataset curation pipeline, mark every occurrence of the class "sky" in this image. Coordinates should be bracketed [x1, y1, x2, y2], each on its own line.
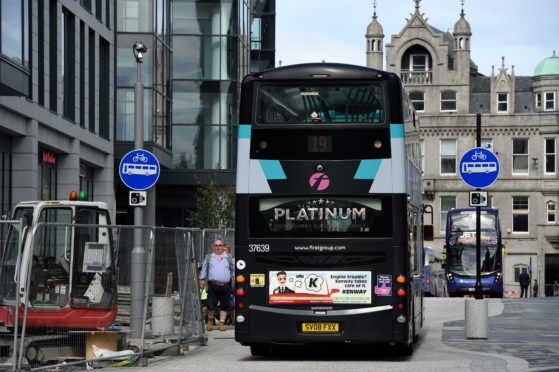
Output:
[275, 0, 559, 76]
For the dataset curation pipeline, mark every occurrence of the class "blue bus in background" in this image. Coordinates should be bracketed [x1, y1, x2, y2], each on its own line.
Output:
[444, 208, 503, 298]
[423, 246, 446, 297]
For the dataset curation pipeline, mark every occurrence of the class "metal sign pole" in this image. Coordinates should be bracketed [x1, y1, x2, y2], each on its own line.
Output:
[474, 113, 483, 300]
[131, 42, 147, 339]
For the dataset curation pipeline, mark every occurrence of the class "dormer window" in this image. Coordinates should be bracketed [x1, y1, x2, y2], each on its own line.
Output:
[497, 93, 508, 113]
[410, 54, 429, 71]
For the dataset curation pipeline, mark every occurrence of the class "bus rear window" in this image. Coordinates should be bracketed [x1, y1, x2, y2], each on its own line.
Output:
[449, 211, 497, 232]
[249, 196, 392, 237]
[256, 85, 385, 124]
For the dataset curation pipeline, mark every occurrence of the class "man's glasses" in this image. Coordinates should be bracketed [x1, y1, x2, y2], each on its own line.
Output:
[214, 244, 223, 246]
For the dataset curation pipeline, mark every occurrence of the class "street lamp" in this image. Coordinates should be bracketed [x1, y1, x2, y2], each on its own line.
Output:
[130, 41, 147, 340]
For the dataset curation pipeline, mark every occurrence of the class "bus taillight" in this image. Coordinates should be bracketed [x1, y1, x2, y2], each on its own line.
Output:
[236, 275, 246, 283]
[237, 303, 245, 309]
[236, 288, 246, 296]
[396, 275, 406, 283]
[397, 303, 404, 310]
[396, 288, 406, 296]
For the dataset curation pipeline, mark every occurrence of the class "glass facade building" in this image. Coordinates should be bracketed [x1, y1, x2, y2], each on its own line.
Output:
[250, 0, 275, 72]
[171, 0, 250, 171]
[115, 0, 274, 227]
[115, 0, 172, 149]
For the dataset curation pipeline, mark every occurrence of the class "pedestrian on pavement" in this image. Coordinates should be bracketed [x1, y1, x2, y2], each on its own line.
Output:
[533, 279, 538, 298]
[519, 270, 530, 298]
[200, 239, 234, 331]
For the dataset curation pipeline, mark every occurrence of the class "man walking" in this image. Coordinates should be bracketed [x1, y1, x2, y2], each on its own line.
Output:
[200, 239, 234, 331]
[519, 270, 530, 298]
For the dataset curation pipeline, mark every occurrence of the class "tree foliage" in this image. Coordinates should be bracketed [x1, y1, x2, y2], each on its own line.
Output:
[187, 172, 235, 229]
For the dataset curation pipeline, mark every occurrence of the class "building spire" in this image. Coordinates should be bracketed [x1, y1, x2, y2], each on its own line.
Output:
[460, 0, 465, 16]
[373, 0, 377, 17]
[413, 0, 421, 16]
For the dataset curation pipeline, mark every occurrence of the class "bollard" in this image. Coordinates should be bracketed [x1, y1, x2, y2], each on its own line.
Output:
[465, 298, 488, 339]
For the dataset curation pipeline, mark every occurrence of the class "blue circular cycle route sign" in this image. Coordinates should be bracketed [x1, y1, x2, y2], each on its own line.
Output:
[459, 147, 500, 188]
[119, 149, 160, 190]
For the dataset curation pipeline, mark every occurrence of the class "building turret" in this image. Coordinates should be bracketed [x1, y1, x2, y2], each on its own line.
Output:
[366, 3, 384, 70]
[452, 3, 472, 73]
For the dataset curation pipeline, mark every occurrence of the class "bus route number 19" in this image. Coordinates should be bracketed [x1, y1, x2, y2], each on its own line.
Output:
[248, 244, 270, 253]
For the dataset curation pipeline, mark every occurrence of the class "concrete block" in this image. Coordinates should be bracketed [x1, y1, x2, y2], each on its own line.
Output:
[465, 298, 488, 339]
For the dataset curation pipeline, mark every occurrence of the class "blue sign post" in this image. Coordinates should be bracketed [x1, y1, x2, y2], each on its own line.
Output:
[459, 147, 500, 188]
[119, 149, 160, 190]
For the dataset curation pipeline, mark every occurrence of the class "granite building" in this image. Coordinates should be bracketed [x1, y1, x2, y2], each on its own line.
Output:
[366, 2, 559, 295]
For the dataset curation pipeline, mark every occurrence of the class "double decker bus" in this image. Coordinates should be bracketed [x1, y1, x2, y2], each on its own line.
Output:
[234, 63, 425, 355]
[444, 208, 503, 297]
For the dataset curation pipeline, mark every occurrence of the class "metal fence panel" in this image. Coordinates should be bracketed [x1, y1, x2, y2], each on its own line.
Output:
[0, 222, 209, 371]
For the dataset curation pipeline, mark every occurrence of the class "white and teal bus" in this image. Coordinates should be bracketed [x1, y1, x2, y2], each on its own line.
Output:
[234, 63, 425, 356]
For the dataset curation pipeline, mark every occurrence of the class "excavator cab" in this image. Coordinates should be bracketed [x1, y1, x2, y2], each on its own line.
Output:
[0, 199, 117, 330]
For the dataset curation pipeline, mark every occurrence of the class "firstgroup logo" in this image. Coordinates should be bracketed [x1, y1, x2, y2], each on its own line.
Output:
[309, 172, 330, 191]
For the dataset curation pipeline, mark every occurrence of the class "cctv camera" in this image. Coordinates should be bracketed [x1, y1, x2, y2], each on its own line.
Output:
[133, 41, 148, 63]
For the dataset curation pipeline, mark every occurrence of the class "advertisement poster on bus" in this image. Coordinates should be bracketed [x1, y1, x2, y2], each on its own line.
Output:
[268, 271, 371, 304]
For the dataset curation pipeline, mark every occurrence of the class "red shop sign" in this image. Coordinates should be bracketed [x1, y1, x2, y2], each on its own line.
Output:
[42, 151, 57, 164]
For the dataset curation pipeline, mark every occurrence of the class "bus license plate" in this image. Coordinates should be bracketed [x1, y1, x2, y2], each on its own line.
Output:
[302, 323, 339, 332]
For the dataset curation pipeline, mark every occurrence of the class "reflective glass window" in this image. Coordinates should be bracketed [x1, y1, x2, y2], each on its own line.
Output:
[117, 0, 153, 32]
[172, 0, 234, 35]
[173, 81, 235, 125]
[117, 35, 153, 87]
[172, 125, 232, 169]
[116, 88, 153, 141]
[1, 1, 24, 65]
[173, 36, 237, 80]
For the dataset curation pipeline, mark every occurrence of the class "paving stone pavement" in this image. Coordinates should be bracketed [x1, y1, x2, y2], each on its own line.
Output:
[442, 297, 559, 369]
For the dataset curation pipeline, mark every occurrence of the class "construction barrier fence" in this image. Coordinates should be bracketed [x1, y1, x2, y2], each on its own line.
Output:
[0, 221, 234, 371]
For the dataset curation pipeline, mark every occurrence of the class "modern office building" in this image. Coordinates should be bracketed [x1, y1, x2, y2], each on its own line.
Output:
[115, 0, 274, 227]
[0, 0, 115, 217]
[366, 2, 559, 295]
[114, 0, 173, 225]
[250, 0, 275, 72]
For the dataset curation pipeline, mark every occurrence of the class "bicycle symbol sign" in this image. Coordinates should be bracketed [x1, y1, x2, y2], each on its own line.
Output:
[470, 150, 486, 161]
[119, 149, 160, 190]
[459, 147, 500, 188]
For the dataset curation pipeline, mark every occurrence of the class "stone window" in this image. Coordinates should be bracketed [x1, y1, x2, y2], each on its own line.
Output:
[440, 196, 456, 233]
[545, 92, 556, 111]
[535, 93, 542, 110]
[409, 91, 424, 111]
[545, 138, 556, 174]
[512, 138, 529, 174]
[512, 196, 529, 233]
[547, 201, 556, 224]
[440, 90, 457, 112]
[440, 139, 457, 175]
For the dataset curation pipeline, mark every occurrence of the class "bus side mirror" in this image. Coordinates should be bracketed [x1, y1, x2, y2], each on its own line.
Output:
[423, 224, 434, 241]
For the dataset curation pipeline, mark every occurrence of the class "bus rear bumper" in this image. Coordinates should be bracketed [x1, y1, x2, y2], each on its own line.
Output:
[235, 304, 409, 345]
